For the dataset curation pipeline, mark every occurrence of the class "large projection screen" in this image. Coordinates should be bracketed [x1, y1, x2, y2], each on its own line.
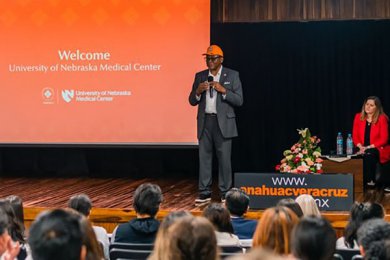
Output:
[0, 0, 210, 145]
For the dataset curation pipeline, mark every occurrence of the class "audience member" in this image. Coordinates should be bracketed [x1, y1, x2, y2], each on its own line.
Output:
[0, 199, 26, 260]
[291, 216, 336, 260]
[252, 206, 298, 255]
[68, 194, 109, 259]
[158, 216, 218, 260]
[149, 211, 192, 260]
[112, 183, 163, 243]
[337, 202, 384, 250]
[0, 208, 20, 260]
[28, 209, 86, 260]
[0, 200, 24, 244]
[277, 198, 303, 218]
[66, 209, 104, 260]
[357, 218, 390, 259]
[4, 196, 25, 234]
[224, 188, 257, 239]
[295, 194, 320, 216]
[203, 203, 240, 247]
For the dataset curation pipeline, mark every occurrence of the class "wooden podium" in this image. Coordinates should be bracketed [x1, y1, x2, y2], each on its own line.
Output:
[322, 158, 363, 197]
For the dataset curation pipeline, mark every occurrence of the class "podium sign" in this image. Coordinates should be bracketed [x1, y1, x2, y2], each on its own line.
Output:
[234, 172, 353, 211]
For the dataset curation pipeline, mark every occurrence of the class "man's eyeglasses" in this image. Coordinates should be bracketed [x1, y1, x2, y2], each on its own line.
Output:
[204, 56, 221, 62]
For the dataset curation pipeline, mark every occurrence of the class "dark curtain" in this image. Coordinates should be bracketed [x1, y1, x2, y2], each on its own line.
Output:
[212, 20, 390, 172]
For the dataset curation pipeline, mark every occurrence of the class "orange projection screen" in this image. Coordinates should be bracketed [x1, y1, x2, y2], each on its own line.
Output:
[0, 0, 209, 145]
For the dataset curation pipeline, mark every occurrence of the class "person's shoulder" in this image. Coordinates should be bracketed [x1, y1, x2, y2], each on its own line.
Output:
[379, 114, 389, 122]
[354, 113, 362, 120]
[222, 67, 239, 75]
[195, 69, 209, 77]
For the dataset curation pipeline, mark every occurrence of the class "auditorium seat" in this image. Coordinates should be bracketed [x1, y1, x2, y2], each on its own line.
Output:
[109, 248, 151, 260]
[220, 245, 244, 253]
[334, 249, 361, 260]
[109, 242, 154, 251]
[220, 251, 243, 259]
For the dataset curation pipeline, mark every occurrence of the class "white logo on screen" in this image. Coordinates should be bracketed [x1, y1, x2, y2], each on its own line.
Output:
[62, 90, 74, 103]
[42, 87, 55, 104]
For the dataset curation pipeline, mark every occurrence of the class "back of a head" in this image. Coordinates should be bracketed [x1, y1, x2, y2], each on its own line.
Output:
[357, 218, 390, 259]
[5, 195, 24, 229]
[344, 202, 385, 248]
[165, 216, 217, 260]
[0, 199, 24, 243]
[253, 206, 299, 255]
[133, 183, 163, 217]
[150, 211, 192, 260]
[291, 216, 336, 260]
[68, 194, 92, 217]
[277, 198, 303, 218]
[225, 188, 250, 217]
[29, 209, 84, 260]
[295, 195, 320, 216]
[203, 203, 234, 233]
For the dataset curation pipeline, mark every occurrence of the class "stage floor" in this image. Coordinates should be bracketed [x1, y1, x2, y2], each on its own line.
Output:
[1, 177, 390, 211]
[1, 177, 390, 234]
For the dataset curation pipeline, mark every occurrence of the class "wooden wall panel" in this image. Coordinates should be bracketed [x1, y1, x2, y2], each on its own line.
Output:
[212, 0, 390, 22]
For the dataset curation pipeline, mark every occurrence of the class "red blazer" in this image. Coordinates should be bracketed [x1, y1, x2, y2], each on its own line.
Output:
[352, 113, 390, 164]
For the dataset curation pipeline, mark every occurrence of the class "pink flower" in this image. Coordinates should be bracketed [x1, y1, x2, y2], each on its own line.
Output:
[275, 165, 281, 171]
[294, 157, 301, 164]
[315, 158, 323, 163]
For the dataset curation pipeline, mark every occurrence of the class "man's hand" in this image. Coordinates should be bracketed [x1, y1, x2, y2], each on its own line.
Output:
[196, 81, 210, 96]
[212, 82, 226, 94]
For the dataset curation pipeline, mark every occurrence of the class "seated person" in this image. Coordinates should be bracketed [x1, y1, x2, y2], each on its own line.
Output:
[0, 208, 20, 260]
[203, 203, 241, 247]
[291, 216, 336, 260]
[224, 188, 257, 239]
[277, 198, 303, 218]
[295, 194, 320, 216]
[357, 218, 390, 259]
[68, 194, 110, 259]
[337, 202, 384, 250]
[352, 96, 390, 190]
[252, 206, 298, 256]
[112, 183, 163, 243]
[28, 209, 85, 260]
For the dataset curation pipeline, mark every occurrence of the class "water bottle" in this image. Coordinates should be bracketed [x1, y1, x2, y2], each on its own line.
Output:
[346, 133, 353, 155]
[336, 132, 343, 155]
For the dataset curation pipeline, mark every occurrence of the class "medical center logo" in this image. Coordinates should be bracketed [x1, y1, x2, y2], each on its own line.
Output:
[62, 90, 74, 103]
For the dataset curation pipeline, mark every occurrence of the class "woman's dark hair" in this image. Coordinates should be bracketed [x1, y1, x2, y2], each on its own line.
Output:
[203, 203, 234, 234]
[68, 194, 92, 217]
[344, 202, 384, 248]
[0, 199, 25, 243]
[291, 216, 336, 260]
[5, 195, 24, 232]
[133, 183, 163, 217]
[277, 198, 304, 218]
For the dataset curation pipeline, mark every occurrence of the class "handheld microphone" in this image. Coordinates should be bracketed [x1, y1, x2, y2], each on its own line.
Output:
[207, 76, 214, 98]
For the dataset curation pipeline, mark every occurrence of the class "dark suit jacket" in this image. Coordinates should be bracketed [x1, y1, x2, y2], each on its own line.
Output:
[352, 113, 390, 163]
[188, 67, 243, 139]
[231, 217, 257, 239]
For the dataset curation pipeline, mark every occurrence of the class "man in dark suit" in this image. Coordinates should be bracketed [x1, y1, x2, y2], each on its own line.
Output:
[189, 45, 243, 205]
[224, 188, 257, 240]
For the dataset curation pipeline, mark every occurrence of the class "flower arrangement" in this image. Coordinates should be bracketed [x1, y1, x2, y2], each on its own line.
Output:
[275, 128, 323, 174]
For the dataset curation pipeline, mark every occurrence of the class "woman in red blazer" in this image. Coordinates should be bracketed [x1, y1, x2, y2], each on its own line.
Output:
[353, 96, 390, 190]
